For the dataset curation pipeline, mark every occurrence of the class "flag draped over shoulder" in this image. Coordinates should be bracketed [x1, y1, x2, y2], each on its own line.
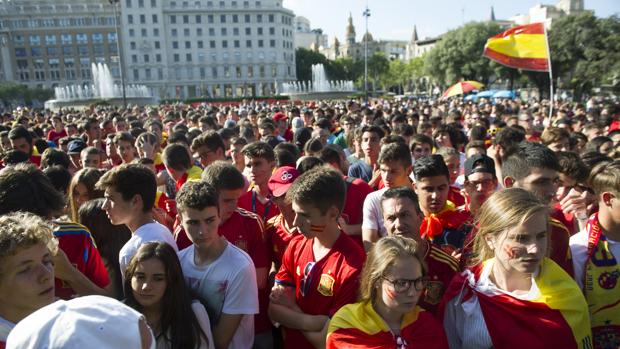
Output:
[441, 258, 592, 349]
[327, 301, 448, 349]
[483, 22, 550, 72]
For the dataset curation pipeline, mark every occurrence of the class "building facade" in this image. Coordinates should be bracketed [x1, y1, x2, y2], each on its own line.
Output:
[0, 0, 119, 90]
[293, 16, 327, 50]
[120, 0, 296, 99]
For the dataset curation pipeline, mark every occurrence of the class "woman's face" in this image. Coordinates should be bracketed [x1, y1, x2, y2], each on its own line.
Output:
[435, 132, 452, 148]
[73, 183, 90, 210]
[487, 211, 548, 276]
[131, 258, 167, 309]
[0, 243, 54, 322]
[376, 255, 425, 316]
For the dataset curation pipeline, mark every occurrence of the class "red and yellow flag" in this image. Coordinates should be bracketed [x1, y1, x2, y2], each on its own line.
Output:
[483, 22, 550, 72]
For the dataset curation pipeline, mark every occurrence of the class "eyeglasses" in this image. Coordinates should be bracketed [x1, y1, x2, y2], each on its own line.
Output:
[382, 275, 428, 293]
[299, 261, 316, 297]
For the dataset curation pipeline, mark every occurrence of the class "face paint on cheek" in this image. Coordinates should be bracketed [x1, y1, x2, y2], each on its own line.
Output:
[502, 244, 519, 259]
[310, 224, 325, 233]
[385, 286, 398, 301]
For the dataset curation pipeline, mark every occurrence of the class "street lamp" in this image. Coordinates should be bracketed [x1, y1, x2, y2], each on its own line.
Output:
[363, 6, 370, 103]
[109, 0, 127, 107]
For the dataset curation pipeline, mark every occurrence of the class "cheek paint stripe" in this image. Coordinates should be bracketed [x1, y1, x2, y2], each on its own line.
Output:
[385, 287, 398, 301]
[502, 245, 518, 259]
[310, 224, 325, 232]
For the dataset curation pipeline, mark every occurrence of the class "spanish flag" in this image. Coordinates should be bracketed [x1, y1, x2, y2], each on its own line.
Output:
[441, 258, 592, 349]
[327, 301, 449, 348]
[483, 22, 550, 72]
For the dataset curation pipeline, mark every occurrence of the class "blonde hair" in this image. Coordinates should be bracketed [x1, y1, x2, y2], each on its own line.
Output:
[359, 236, 426, 303]
[469, 188, 548, 266]
[0, 212, 58, 277]
[589, 160, 620, 196]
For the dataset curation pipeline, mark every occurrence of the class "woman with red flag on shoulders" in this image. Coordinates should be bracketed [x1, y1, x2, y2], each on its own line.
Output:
[441, 188, 592, 349]
[327, 236, 449, 349]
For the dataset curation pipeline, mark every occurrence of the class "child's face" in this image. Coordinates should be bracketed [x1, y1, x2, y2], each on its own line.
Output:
[81, 154, 101, 168]
[116, 141, 136, 163]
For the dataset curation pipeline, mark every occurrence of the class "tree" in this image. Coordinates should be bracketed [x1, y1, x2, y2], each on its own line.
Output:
[0, 83, 53, 108]
[295, 48, 330, 81]
[549, 13, 620, 99]
[424, 21, 512, 88]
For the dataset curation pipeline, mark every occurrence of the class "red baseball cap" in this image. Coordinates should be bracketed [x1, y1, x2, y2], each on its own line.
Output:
[268, 166, 300, 197]
[273, 112, 287, 122]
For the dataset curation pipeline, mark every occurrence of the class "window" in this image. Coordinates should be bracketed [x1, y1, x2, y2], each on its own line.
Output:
[186, 53, 192, 62]
[107, 32, 117, 43]
[184, 28, 190, 36]
[171, 29, 177, 37]
[234, 40, 240, 48]
[154, 41, 160, 49]
[209, 28, 215, 36]
[257, 14, 262, 23]
[151, 0, 156, 7]
[144, 54, 149, 63]
[45, 47, 58, 56]
[29, 35, 41, 46]
[220, 15, 226, 23]
[64, 58, 75, 67]
[200, 67, 206, 78]
[63, 46, 73, 55]
[232, 14, 238, 23]
[197, 28, 203, 36]
[269, 27, 275, 35]
[270, 39, 275, 47]
[17, 60, 28, 69]
[127, 15, 133, 24]
[244, 14, 250, 23]
[185, 41, 191, 49]
[236, 66, 241, 78]
[173, 54, 179, 62]
[78, 45, 89, 56]
[269, 14, 274, 23]
[210, 40, 216, 48]
[140, 14, 146, 24]
[257, 28, 263, 35]
[172, 41, 179, 49]
[94, 44, 104, 55]
[222, 40, 228, 48]
[133, 69, 139, 80]
[129, 29, 135, 37]
[244, 1, 249, 7]
[170, 15, 176, 24]
[212, 67, 218, 77]
[197, 41, 203, 48]
[196, 15, 201, 23]
[208, 15, 214, 23]
[152, 14, 158, 23]
[272, 64, 277, 77]
[45, 35, 57, 45]
[224, 66, 230, 77]
[245, 27, 251, 35]
[158, 68, 163, 80]
[141, 28, 147, 37]
[221, 28, 227, 35]
[156, 54, 162, 62]
[131, 55, 138, 63]
[153, 28, 160, 36]
[258, 39, 263, 47]
[31, 47, 42, 56]
[145, 68, 151, 80]
[138, 0, 144, 7]
[246, 40, 252, 48]
[126, 0, 132, 7]
[130, 42, 137, 50]
[233, 28, 239, 36]
[183, 15, 189, 24]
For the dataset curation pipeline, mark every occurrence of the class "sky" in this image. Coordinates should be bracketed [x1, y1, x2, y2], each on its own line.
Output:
[282, 0, 619, 42]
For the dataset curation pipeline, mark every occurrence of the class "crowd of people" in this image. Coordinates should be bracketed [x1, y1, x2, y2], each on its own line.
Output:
[0, 95, 618, 349]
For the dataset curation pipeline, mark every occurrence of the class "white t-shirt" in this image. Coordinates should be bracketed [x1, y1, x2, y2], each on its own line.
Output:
[570, 229, 620, 290]
[119, 221, 178, 280]
[361, 188, 388, 238]
[179, 242, 258, 349]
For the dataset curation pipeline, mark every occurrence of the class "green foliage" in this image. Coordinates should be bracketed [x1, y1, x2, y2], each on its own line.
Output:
[549, 13, 620, 98]
[0, 83, 54, 106]
[295, 48, 330, 81]
[424, 21, 513, 87]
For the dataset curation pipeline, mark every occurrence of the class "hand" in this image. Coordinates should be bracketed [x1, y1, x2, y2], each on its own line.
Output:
[270, 285, 296, 309]
[560, 188, 588, 220]
[137, 140, 155, 159]
[53, 248, 75, 282]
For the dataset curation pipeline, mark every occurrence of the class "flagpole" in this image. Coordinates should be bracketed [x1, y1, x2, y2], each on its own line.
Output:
[543, 21, 553, 122]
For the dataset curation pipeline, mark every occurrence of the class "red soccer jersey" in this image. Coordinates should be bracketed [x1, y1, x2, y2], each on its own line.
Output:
[275, 232, 366, 349]
[551, 205, 577, 235]
[420, 241, 460, 315]
[342, 177, 373, 225]
[219, 208, 269, 269]
[448, 186, 466, 207]
[237, 188, 280, 222]
[47, 129, 67, 145]
[265, 214, 299, 266]
[53, 221, 110, 300]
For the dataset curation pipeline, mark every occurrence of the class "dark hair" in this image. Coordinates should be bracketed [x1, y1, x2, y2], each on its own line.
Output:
[585, 136, 613, 153]
[378, 142, 412, 167]
[8, 126, 32, 143]
[413, 155, 450, 182]
[581, 151, 613, 170]
[0, 163, 65, 217]
[168, 131, 189, 146]
[96, 164, 157, 212]
[361, 125, 385, 140]
[381, 187, 421, 213]
[469, 125, 487, 141]
[241, 141, 275, 162]
[294, 127, 312, 150]
[433, 124, 460, 149]
[201, 160, 245, 190]
[556, 151, 589, 183]
[113, 131, 135, 145]
[410, 134, 434, 150]
[297, 156, 324, 174]
[79, 198, 131, 299]
[317, 145, 343, 166]
[275, 148, 297, 167]
[2, 149, 30, 165]
[501, 142, 560, 181]
[40, 148, 71, 169]
[176, 181, 219, 213]
[162, 143, 191, 171]
[43, 165, 72, 195]
[287, 166, 345, 214]
[124, 242, 206, 349]
[492, 127, 525, 152]
[303, 137, 324, 156]
[191, 130, 225, 153]
[274, 142, 301, 160]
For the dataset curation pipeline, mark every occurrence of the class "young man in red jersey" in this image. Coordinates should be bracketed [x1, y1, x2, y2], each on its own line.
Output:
[269, 166, 365, 349]
[238, 141, 280, 222]
[265, 166, 301, 267]
[381, 186, 459, 315]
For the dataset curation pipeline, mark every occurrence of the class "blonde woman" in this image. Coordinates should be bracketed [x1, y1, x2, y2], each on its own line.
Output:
[442, 188, 592, 349]
[327, 236, 448, 349]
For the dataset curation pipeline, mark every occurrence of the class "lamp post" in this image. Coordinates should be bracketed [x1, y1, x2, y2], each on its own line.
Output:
[109, 0, 127, 107]
[363, 6, 370, 103]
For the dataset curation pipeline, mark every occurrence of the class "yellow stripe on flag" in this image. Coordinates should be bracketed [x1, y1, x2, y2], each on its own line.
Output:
[486, 34, 548, 59]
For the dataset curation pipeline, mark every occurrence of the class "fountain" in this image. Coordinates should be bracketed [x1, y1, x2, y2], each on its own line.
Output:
[280, 63, 355, 101]
[44, 63, 155, 110]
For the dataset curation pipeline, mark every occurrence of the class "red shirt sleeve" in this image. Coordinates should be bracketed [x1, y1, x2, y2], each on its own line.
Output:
[83, 237, 110, 289]
[275, 237, 299, 288]
[247, 216, 270, 269]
